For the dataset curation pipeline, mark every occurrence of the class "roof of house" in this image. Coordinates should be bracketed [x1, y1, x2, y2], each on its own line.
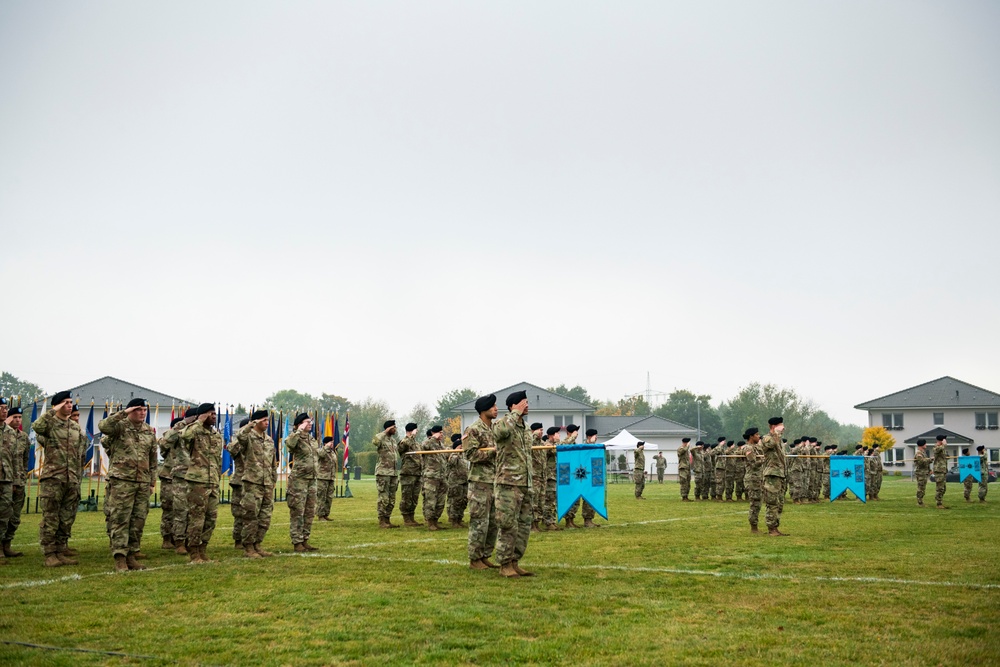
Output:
[452, 381, 595, 413]
[586, 414, 703, 437]
[854, 376, 1000, 410]
[903, 427, 977, 445]
[65, 376, 192, 408]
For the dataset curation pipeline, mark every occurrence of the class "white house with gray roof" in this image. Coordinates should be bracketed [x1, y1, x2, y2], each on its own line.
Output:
[64, 375, 193, 435]
[854, 376, 1000, 474]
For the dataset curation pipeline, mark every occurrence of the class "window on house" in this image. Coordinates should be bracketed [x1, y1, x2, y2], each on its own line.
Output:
[975, 412, 998, 430]
[933, 413, 944, 426]
[554, 416, 563, 427]
[990, 449, 1000, 464]
[881, 413, 904, 430]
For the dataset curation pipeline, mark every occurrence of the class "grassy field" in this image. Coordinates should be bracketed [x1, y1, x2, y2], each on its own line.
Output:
[1, 476, 997, 666]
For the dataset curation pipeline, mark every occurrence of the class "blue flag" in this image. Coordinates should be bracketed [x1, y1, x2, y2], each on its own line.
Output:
[958, 455, 981, 483]
[27, 401, 38, 472]
[829, 455, 866, 502]
[83, 405, 96, 466]
[556, 444, 608, 521]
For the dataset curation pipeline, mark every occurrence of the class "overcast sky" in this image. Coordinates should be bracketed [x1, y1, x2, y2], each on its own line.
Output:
[1, 1, 997, 424]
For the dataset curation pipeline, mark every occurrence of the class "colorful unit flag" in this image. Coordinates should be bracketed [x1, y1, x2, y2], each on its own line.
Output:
[556, 444, 608, 521]
[829, 455, 866, 502]
[958, 455, 981, 483]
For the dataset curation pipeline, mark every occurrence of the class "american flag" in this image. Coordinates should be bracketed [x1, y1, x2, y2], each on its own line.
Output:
[342, 413, 350, 470]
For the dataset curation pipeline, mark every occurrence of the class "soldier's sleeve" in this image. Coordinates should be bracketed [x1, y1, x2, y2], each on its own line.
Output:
[98, 410, 128, 436]
[492, 413, 514, 440]
[148, 432, 159, 475]
[463, 425, 489, 463]
[32, 410, 54, 438]
[230, 425, 250, 456]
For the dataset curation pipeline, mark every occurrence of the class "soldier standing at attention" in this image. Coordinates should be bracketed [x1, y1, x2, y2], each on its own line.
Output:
[742, 429, 764, 533]
[712, 438, 726, 500]
[0, 400, 14, 565]
[733, 440, 747, 501]
[315, 435, 339, 521]
[676, 437, 691, 501]
[723, 440, 737, 501]
[373, 420, 400, 528]
[493, 390, 534, 579]
[655, 451, 667, 483]
[229, 418, 249, 549]
[761, 417, 788, 537]
[99, 399, 158, 572]
[820, 445, 833, 500]
[182, 403, 224, 563]
[464, 395, 499, 569]
[961, 448, 975, 502]
[692, 441, 706, 500]
[231, 410, 276, 558]
[33, 391, 86, 567]
[933, 434, 949, 509]
[564, 426, 601, 527]
[913, 439, 930, 507]
[396, 422, 423, 527]
[171, 407, 198, 555]
[286, 413, 320, 552]
[446, 433, 470, 528]
[420, 425, 449, 531]
[976, 445, 988, 503]
[634, 441, 646, 499]
[2, 407, 30, 558]
[156, 417, 184, 550]
[529, 422, 546, 532]
[543, 428, 561, 530]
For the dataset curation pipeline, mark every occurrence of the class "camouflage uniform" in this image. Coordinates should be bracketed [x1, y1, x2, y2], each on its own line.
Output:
[713, 446, 725, 500]
[373, 431, 399, 522]
[723, 444, 737, 500]
[743, 440, 764, 528]
[978, 453, 988, 502]
[315, 441, 339, 519]
[420, 437, 449, 524]
[286, 429, 319, 546]
[229, 436, 245, 545]
[787, 443, 803, 502]
[493, 408, 533, 567]
[99, 411, 158, 558]
[0, 423, 15, 552]
[871, 450, 884, 500]
[655, 453, 666, 483]
[544, 439, 558, 527]
[169, 424, 192, 545]
[182, 421, 223, 550]
[733, 445, 747, 501]
[634, 447, 646, 498]
[446, 449, 470, 524]
[32, 409, 86, 558]
[464, 417, 498, 561]
[156, 426, 177, 544]
[932, 443, 948, 506]
[820, 451, 831, 500]
[761, 431, 786, 531]
[4, 426, 30, 545]
[676, 442, 691, 500]
[563, 434, 596, 521]
[396, 433, 423, 520]
[691, 446, 706, 499]
[531, 433, 546, 522]
[864, 451, 875, 500]
[913, 447, 930, 505]
[231, 424, 276, 547]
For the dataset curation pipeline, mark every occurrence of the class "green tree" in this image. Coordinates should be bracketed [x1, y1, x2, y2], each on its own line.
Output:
[402, 403, 434, 431]
[435, 387, 477, 421]
[618, 396, 651, 417]
[345, 398, 394, 454]
[654, 389, 721, 438]
[861, 426, 896, 452]
[0, 371, 46, 403]
[264, 389, 317, 413]
[719, 383, 807, 440]
[546, 384, 594, 406]
[317, 393, 352, 415]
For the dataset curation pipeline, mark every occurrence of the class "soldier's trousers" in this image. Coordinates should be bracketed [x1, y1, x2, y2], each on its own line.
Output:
[231, 483, 244, 543]
[657, 470, 664, 483]
[915, 474, 928, 504]
[734, 471, 746, 500]
[763, 475, 784, 530]
[634, 471, 645, 498]
[979, 479, 988, 501]
[5, 484, 25, 541]
[565, 496, 596, 521]
[39, 477, 81, 555]
[821, 472, 830, 500]
[172, 478, 190, 544]
[239, 481, 274, 546]
[467, 481, 498, 560]
[544, 478, 557, 526]
[494, 484, 532, 565]
[0, 482, 12, 545]
[159, 479, 173, 540]
[724, 471, 735, 499]
[747, 478, 762, 527]
[287, 476, 317, 545]
[107, 479, 151, 557]
[963, 478, 974, 500]
[316, 478, 336, 518]
[375, 474, 398, 520]
[678, 470, 691, 499]
[787, 471, 801, 500]
[934, 477, 947, 505]
[531, 475, 545, 521]
[186, 482, 218, 547]
[712, 469, 723, 498]
[422, 477, 447, 523]
[399, 474, 421, 517]
[447, 481, 468, 523]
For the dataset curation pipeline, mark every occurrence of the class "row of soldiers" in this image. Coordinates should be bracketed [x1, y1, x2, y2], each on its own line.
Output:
[912, 436, 989, 508]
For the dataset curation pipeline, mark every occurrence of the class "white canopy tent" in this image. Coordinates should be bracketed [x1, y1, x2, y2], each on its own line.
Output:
[603, 429, 658, 473]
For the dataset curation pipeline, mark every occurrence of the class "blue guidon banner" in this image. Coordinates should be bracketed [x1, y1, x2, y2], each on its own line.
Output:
[958, 455, 981, 483]
[556, 444, 608, 521]
[829, 455, 866, 503]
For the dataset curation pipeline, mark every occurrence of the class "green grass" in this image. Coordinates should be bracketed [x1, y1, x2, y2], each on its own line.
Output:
[1, 477, 998, 666]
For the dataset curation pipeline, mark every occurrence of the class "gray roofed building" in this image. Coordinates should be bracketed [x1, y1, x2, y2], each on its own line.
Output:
[854, 376, 1000, 410]
[452, 381, 596, 414]
[65, 375, 192, 409]
[587, 414, 703, 438]
[903, 427, 976, 445]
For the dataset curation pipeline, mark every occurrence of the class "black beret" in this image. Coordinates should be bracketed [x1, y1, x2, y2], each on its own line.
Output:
[530, 422, 543, 431]
[71, 404, 80, 413]
[546, 426, 560, 436]
[727, 440, 734, 446]
[681, 437, 691, 443]
[737, 440, 745, 446]
[566, 424, 579, 433]
[405, 422, 418, 432]
[126, 398, 147, 409]
[426, 429, 433, 437]
[323, 436, 335, 444]
[293, 412, 310, 426]
[936, 434, 946, 441]
[451, 433, 462, 443]
[239, 418, 250, 428]
[585, 428, 598, 437]
[916, 439, 926, 446]
[475, 394, 497, 413]
[855, 445, 863, 450]
[744, 427, 759, 438]
[782, 438, 787, 443]
[695, 441, 704, 447]
[505, 390, 527, 409]
[542, 435, 548, 442]
[197, 403, 215, 415]
[717, 437, 726, 443]
[8, 407, 22, 416]
[793, 439, 802, 445]
[636, 441, 645, 447]
[962, 448, 970, 455]
[51, 391, 72, 406]
[430, 425, 443, 434]
[383, 420, 396, 429]
[251, 409, 268, 421]
[710, 443, 718, 449]
[0, 397, 5, 405]
[185, 408, 197, 418]
[809, 437, 818, 443]
[768, 417, 783, 425]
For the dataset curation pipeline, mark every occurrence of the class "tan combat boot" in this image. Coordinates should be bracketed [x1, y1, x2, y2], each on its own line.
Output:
[450, 520, 465, 529]
[199, 544, 214, 563]
[44, 553, 63, 568]
[426, 520, 440, 531]
[303, 542, 319, 552]
[114, 554, 128, 572]
[176, 543, 188, 555]
[750, 524, 759, 534]
[545, 523, 563, 532]
[56, 552, 78, 565]
[294, 542, 307, 553]
[583, 519, 601, 528]
[530, 520, 541, 533]
[768, 528, 789, 537]
[133, 551, 147, 560]
[499, 562, 520, 578]
[234, 540, 243, 550]
[565, 517, 580, 529]
[254, 543, 274, 557]
[126, 553, 147, 570]
[402, 514, 422, 527]
[244, 544, 262, 559]
[512, 561, 535, 577]
[60, 545, 79, 557]
[481, 557, 500, 569]
[469, 558, 489, 570]
[3, 540, 23, 557]
[161, 539, 175, 550]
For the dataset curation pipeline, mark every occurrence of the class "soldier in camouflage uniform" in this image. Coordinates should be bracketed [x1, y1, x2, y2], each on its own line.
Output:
[171, 408, 198, 554]
[229, 418, 248, 548]
[99, 399, 158, 572]
[420, 425, 449, 530]
[976, 445, 988, 502]
[465, 395, 499, 569]
[446, 433, 470, 527]
[786, 439, 803, 504]
[733, 440, 747, 501]
[932, 435, 949, 508]
[871, 445, 884, 501]
[676, 437, 691, 501]
[564, 426, 600, 527]
[712, 438, 727, 501]
[0, 399, 14, 565]
[961, 447, 975, 502]
[315, 435, 340, 521]
[3, 407, 30, 558]
[543, 427, 561, 530]
[156, 417, 183, 549]
[231, 410, 276, 557]
[373, 420, 400, 528]
[395, 422, 423, 526]
[692, 441, 706, 500]
[913, 439, 930, 506]
[761, 417, 788, 537]
[634, 441, 647, 499]
[32, 391, 87, 567]
[820, 445, 833, 500]
[742, 429, 764, 533]
[493, 391, 534, 578]
[723, 440, 737, 500]
[182, 403, 224, 563]
[529, 422, 546, 531]
[654, 451, 666, 483]
[286, 413, 320, 551]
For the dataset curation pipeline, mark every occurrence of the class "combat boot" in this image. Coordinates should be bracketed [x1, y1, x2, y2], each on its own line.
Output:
[244, 544, 262, 559]
[126, 553, 146, 570]
[132, 551, 147, 560]
[750, 524, 759, 534]
[469, 558, 489, 570]
[3, 540, 23, 557]
[59, 545, 79, 557]
[188, 545, 206, 564]
[175, 543, 189, 555]
[565, 517, 580, 529]
[768, 528, 789, 537]
[402, 514, 423, 527]
[451, 520, 465, 529]
[254, 543, 274, 557]
[499, 562, 520, 578]
[545, 523, 563, 531]
[199, 545, 215, 563]
[427, 520, 440, 531]
[294, 542, 307, 553]
[161, 538, 175, 550]
[56, 552, 78, 565]
[234, 540, 243, 550]
[583, 519, 601, 528]
[303, 542, 319, 552]
[512, 561, 535, 577]
[481, 557, 500, 569]
[114, 554, 128, 572]
[44, 553, 63, 568]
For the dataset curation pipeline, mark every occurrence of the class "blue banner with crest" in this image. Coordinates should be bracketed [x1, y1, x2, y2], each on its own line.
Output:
[829, 455, 866, 502]
[556, 444, 608, 521]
